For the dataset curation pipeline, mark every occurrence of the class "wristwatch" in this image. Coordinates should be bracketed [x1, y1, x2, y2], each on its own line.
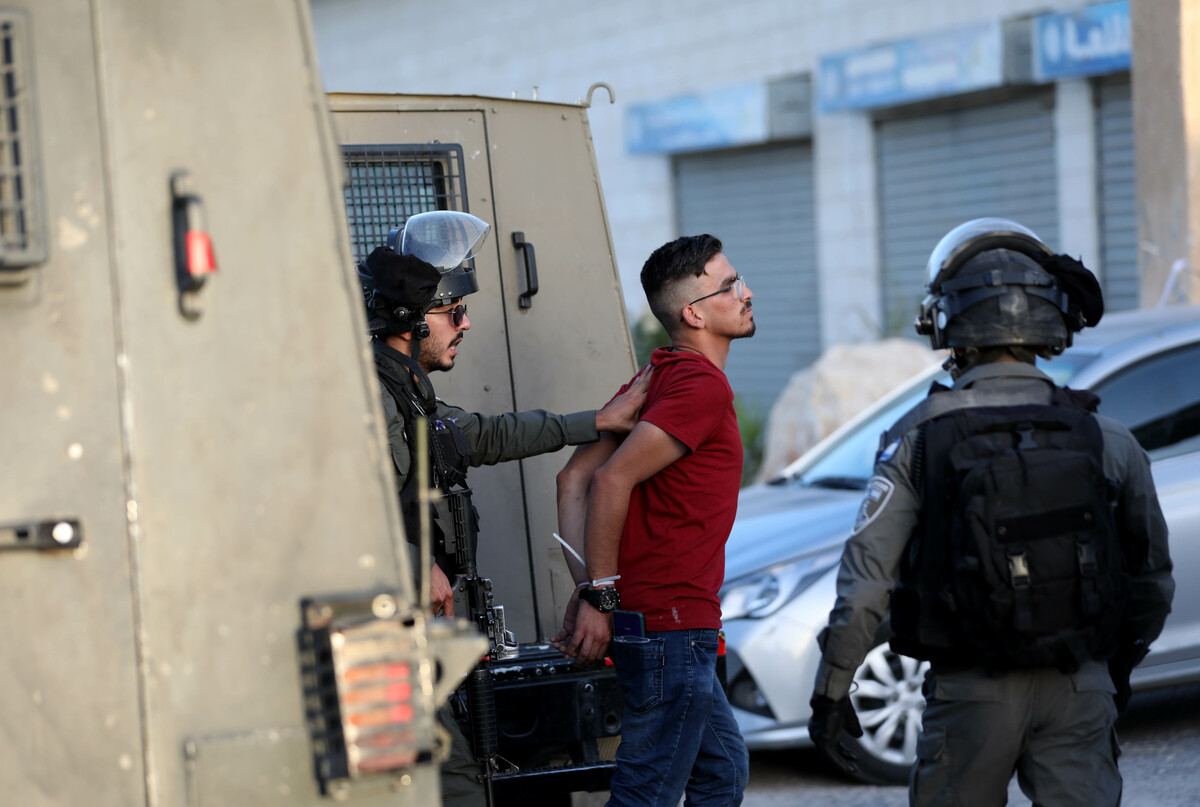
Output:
[579, 586, 621, 613]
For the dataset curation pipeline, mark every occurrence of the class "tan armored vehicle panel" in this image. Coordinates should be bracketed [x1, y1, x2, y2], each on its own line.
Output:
[0, 2, 480, 805]
[328, 93, 637, 642]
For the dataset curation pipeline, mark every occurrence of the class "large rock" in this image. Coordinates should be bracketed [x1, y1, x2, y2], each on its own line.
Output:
[756, 339, 942, 482]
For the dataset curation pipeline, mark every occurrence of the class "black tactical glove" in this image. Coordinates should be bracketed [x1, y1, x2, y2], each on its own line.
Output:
[1109, 660, 1133, 714]
[1108, 638, 1148, 714]
[809, 695, 864, 777]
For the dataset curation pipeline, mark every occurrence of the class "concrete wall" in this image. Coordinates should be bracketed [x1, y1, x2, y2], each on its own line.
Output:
[310, 0, 1090, 333]
[1131, 0, 1200, 305]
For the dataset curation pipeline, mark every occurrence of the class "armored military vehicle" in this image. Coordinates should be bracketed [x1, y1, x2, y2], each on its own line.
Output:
[1, 1, 638, 803]
[0, 2, 486, 805]
[328, 91, 638, 802]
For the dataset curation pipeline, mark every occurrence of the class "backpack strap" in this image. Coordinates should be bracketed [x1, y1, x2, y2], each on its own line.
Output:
[1007, 548, 1034, 633]
[883, 388, 1039, 445]
[1053, 385, 1101, 413]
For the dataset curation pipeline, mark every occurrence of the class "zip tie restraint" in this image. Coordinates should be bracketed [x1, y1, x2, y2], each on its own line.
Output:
[552, 532, 584, 565]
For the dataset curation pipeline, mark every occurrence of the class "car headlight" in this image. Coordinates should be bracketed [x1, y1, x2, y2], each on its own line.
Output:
[720, 548, 843, 620]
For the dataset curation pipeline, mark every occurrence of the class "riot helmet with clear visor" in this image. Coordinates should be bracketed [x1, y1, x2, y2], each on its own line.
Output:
[387, 210, 491, 305]
[361, 211, 492, 337]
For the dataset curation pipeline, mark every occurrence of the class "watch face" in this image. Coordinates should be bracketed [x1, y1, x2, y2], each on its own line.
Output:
[586, 587, 620, 612]
[598, 588, 620, 612]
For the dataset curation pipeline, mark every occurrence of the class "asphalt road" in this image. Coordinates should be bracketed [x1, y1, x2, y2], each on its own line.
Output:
[743, 683, 1200, 807]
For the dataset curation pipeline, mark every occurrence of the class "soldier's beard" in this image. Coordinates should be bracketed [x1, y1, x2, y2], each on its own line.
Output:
[418, 334, 463, 373]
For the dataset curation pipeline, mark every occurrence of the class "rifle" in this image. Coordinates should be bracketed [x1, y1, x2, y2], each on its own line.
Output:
[414, 418, 511, 806]
[418, 420, 618, 803]
[438, 486, 518, 807]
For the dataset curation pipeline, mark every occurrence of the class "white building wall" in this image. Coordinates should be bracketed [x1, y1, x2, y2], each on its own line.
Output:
[310, 0, 1094, 334]
[1055, 78, 1104, 281]
[815, 112, 881, 345]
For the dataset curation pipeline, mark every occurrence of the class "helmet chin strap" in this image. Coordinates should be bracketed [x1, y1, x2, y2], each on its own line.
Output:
[393, 339, 436, 408]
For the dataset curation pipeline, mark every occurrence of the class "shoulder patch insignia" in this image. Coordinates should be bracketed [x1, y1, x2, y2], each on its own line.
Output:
[878, 439, 900, 463]
[852, 476, 895, 535]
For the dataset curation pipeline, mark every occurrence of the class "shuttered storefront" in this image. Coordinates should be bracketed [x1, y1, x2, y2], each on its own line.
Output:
[1096, 74, 1138, 311]
[876, 92, 1059, 335]
[675, 143, 818, 412]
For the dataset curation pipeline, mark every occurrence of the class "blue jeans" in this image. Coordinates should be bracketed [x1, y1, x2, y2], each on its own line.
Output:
[607, 628, 749, 807]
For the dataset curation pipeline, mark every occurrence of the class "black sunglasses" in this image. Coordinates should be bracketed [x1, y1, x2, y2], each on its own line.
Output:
[426, 304, 468, 327]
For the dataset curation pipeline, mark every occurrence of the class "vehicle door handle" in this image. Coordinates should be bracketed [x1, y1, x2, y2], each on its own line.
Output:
[171, 170, 217, 320]
[512, 231, 538, 310]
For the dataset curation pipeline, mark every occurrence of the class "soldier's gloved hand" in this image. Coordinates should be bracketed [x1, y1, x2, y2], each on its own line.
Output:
[1110, 667, 1133, 714]
[1108, 638, 1147, 714]
[809, 695, 863, 777]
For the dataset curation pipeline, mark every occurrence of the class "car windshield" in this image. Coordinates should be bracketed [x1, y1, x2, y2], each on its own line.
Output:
[795, 352, 1098, 489]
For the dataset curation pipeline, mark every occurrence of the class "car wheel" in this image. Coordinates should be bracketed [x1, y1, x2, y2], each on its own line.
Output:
[845, 642, 930, 785]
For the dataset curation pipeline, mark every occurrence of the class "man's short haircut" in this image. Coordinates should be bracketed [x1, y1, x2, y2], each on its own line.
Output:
[641, 234, 724, 331]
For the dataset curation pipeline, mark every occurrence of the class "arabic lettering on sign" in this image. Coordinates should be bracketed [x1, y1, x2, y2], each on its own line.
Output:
[818, 22, 1003, 112]
[626, 83, 768, 155]
[1034, 1, 1130, 82]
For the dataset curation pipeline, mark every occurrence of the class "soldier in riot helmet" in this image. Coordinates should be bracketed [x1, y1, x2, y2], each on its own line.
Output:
[809, 218, 1174, 806]
[359, 210, 649, 807]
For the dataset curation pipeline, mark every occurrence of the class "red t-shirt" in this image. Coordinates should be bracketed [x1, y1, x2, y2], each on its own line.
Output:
[616, 348, 743, 631]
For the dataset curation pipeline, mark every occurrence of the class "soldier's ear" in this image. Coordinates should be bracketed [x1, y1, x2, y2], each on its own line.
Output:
[389, 329, 417, 350]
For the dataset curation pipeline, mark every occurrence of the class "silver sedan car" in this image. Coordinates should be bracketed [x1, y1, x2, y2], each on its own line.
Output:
[719, 304, 1200, 784]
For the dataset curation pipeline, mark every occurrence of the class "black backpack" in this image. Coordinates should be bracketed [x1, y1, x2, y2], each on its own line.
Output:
[889, 386, 1130, 672]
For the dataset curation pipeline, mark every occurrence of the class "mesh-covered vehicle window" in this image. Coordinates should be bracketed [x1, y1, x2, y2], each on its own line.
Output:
[0, 11, 47, 273]
[1093, 344, 1200, 459]
[341, 145, 469, 263]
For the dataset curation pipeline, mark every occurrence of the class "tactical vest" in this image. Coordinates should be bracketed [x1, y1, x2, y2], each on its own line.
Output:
[375, 351, 478, 578]
[889, 385, 1130, 672]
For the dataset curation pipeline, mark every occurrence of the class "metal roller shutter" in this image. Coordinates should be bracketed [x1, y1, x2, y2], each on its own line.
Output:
[1096, 74, 1138, 311]
[675, 143, 819, 412]
[877, 92, 1059, 335]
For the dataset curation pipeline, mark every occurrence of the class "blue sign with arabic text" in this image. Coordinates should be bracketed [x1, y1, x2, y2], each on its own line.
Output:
[818, 22, 1004, 112]
[626, 83, 768, 155]
[1034, 1, 1130, 82]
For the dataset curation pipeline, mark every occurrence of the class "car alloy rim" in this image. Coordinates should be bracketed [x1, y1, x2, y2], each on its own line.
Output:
[848, 644, 931, 766]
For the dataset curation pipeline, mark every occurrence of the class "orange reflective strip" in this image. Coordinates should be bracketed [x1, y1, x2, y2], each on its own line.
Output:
[342, 682, 411, 705]
[344, 662, 411, 684]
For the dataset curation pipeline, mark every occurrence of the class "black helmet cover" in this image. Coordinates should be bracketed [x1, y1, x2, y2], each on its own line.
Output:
[358, 246, 441, 335]
[1035, 252, 1104, 330]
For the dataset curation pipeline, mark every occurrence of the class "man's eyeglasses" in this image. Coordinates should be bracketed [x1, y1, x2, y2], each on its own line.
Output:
[426, 304, 468, 327]
[680, 275, 747, 321]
